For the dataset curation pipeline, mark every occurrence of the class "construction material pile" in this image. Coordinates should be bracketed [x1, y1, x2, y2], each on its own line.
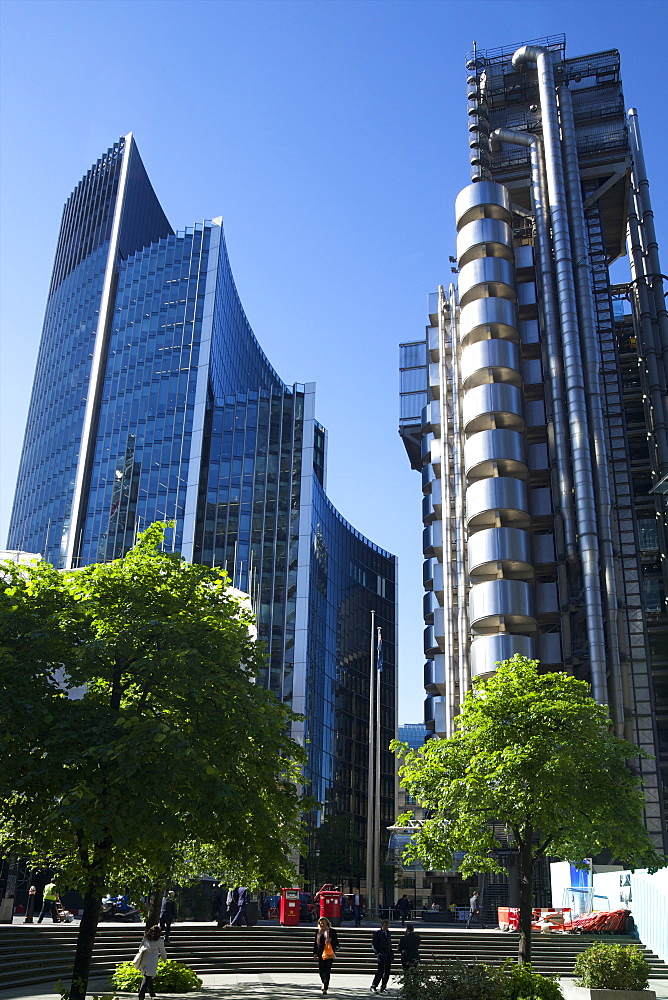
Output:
[571, 908, 629, 933]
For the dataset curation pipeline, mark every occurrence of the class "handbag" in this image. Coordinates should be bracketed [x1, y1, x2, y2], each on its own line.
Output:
[323, 940, 335, 960]
[132, 944, 148, 970]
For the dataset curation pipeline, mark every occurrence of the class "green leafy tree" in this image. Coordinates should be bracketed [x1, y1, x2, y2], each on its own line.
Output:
[0, 525, 306, 1000]
[391, 655, 665, 965]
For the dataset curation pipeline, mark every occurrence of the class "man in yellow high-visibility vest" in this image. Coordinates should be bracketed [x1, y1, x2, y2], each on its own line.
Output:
[38, 881, 60, 923]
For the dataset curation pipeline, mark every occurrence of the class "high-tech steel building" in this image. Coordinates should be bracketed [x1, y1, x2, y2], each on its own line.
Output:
[400, 36, 667, 851]
[8, 135, 397, 881]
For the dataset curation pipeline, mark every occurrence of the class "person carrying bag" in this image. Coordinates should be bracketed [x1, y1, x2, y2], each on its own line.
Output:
[133, 925, 167, 999]
[313, 916, 339, 995]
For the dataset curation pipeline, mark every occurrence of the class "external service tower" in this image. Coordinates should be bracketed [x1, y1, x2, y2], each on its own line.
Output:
[400, 36, 667, 850]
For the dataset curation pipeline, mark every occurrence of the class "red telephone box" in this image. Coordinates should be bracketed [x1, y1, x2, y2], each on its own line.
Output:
[279, 888, 301, 926]
[319, 889, 342, 926]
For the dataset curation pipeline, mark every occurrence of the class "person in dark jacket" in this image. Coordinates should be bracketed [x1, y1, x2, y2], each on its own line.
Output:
[398, 923, 421, 969]
[226, 887, 238, 924]
[396, 894, 412, 926]
[313, 915, 339, 994]
[370, 920, 394, 993]
[159, 891, 177, 943]
[230, 886, 249, 926]
[466, 889, 485, 929]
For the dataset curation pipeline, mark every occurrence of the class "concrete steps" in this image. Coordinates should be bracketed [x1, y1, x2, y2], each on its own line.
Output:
[1, 923, 667, 991]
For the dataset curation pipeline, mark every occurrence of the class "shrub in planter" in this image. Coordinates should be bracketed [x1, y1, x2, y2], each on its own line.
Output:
[503, 960, 564, 1000]
[399, 959, 563, 1000]
[399, 959, 511, 1000]
[111, 959, 203, 993]
[573, 943, 650, 992]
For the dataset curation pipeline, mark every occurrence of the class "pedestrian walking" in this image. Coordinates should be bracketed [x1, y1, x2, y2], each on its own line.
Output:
[396, 894, 411, 926]
[466, 889, 486, 929]
[398, 922, 421, 970]
[352, 887, 362, 927]
[37, 881, 60, 923]
[229, 886, 249, 925]
[370, 919, 393, 993]
[133, 924, 167, 1000]
[211, 887, 223, 923]
[313, 915, 339, 994]
[226, 887, 238, 924]
[159, 891, 177, 943]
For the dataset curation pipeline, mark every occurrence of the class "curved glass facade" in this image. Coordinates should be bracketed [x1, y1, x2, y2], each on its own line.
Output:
[8, 137, 397, 882]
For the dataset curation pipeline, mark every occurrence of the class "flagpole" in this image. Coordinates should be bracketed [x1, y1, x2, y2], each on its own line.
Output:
[365, 610, 376, 917]
[374, 625, 382, 914]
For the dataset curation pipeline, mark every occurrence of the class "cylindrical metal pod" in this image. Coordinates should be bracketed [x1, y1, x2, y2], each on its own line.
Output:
[463, 383, 525, 434]
[460, 339, 522, 389]
[470, 634, 536, 680]
[456, 218, 514, 267]
[465, 476, 531, 532]
[469, 579, 536, 633]
[468, 526, 533, 579]
[458, 257, 516, 308]
[459, 297, 520, 347]
[455, 182, 512, 230]
[464, 428, 528, 480]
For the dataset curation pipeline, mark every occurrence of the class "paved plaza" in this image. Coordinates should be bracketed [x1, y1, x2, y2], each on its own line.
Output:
[2, 973, 668, 1000]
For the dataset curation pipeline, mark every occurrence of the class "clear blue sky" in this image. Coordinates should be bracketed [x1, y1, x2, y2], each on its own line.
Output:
[1, 0, 667, 724]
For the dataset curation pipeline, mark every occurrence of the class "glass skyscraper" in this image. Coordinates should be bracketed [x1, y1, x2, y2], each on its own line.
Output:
[8, 134, 397, 883]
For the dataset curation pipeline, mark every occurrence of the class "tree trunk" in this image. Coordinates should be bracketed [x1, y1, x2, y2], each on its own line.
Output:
[69, 838, 111, 1000]
[517, 827, 534, 966]
[146, 877, 166, 931]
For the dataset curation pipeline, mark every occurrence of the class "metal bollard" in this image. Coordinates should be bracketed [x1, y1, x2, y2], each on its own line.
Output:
[24, 886, 36, 924]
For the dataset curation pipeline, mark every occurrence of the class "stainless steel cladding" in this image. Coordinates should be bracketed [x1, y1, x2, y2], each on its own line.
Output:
[470, 634, 536, 680]
[458, 257, 516, 307]
[512, 43, 607, 704]
[468, 526, 532, 579]
[460, 339, 522, 389]
[456, 181, 535, 684]
[468, 579, 536, 632]
[459, 298, 520, 346]
[462, 383, 525, 433]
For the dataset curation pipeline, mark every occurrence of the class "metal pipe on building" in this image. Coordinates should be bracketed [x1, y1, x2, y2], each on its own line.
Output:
[450, 283, 469, 706]
[437, 287, 457, 734]
[627, 108, 668, 383]
[512, 45, 608, 706]
[556, 84, 625, 735]
[490, 127, 576, 563]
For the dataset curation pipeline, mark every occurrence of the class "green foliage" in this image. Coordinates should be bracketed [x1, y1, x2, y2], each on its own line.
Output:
[0, 523, 306, 889]
[109, 963, 143, 992]
[391, 655, 665, 964]
[111, 959, 202, 992]
[0, 524, 308, 999]
[504, 962, 563, 1000]
[399, 959, 562, 1000]
[573, 942, 651, 991]
[392, 656, 664, 878]
[55, 981, 116, 1000]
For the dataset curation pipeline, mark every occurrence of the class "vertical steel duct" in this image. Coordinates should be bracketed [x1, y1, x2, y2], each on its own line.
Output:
[557, 84, 624, 735]
[450, 283, 469, 704]
[490, 127, 576, 563]
[512, 45, 608, 705]
[437, 288, 457, 734]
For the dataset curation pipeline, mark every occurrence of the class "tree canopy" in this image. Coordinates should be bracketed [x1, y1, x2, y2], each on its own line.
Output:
[391, 655, 665, 964]
[0, 525, 306, 998]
